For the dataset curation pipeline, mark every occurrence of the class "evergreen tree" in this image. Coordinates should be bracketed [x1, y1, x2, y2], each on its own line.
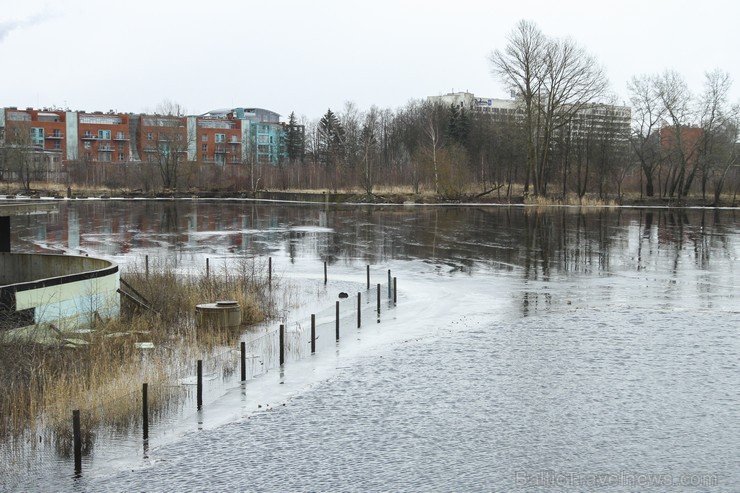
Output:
[285, 111, 305, 163]
[318, 109, 344, 167]
[447, 103, 469, 145]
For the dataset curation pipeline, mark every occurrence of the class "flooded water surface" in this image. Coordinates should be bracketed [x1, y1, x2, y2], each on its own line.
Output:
[4, 201, 739, 492]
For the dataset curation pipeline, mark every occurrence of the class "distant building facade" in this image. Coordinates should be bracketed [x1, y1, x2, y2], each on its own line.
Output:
[0, 105, 297, 175]
[427, 91, 631, 138]
[428, 91, 522, 120]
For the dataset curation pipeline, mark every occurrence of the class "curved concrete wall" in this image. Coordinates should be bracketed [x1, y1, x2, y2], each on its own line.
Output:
[0, 253, 119, 332]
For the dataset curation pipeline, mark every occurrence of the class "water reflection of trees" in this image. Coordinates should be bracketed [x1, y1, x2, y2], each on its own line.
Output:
[13, 202, 737, 285]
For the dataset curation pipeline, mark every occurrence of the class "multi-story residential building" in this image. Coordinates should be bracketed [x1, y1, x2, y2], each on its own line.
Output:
[1, 105, 292, 172]
[76, 111, 131, 163]
[0, 107, 67, 172]
[196, 116, 242, 165]
[428, 91, 631, 139]
[203, 107, 284, 165]
[137, 114, 188, 163]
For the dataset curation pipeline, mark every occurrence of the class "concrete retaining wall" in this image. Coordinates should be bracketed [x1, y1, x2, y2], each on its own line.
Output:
[0, 253, 119, 332]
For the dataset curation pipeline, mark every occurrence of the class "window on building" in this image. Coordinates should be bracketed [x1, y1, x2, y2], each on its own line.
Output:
[30, 127, 44, 146]
[98, 130, 111, 140]
[202, 144, 208, 152]
[201, 153, 208, 161]
[118, 142, 125, 151]
[119, 153, 125, 161]
[83, 141, 92, 150]
[98, 152, 111, 162]
[215, 154, 225, 165]
[53, 141, 61, 150]
[147, 132, 153, 141]
[215, 133, 225, 143]
[202, 134, 208, 142]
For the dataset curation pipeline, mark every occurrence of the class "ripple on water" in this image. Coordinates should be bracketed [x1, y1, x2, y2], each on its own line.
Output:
[73, 307, 740, 492]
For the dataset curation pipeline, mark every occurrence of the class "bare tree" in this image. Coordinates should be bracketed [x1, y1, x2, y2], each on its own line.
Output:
[695, 69, 740, 202]
[491, 20, 608, 196]
[628, 74, 665, 197]
[359, 106, 379, 194]
[148, 100, 192, 191]
[424, 114, 441, 194]
[490, 20, 545, 194]
[655, 70, 698, 198]
[2, 121, 42, 191]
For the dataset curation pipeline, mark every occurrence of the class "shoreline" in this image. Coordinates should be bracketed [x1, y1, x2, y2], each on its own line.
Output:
[2, 188, 738, 209]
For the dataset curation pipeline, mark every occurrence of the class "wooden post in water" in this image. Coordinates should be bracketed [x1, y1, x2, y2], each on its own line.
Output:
[73, 410, 82, 473]
[268, 257, 272, 288]
[240, 341, 246, 382]
[388, 269, 391, 298]
[366, 265, 370, 290]
[311, 314, 316, 354]
[377, 283, 381, 315]
[324, 261, 328, 285]
[206, 258, 210, 278]
[335, 301, 340, 340]
[357, 292, 361, 328]
[145, 255, 149, 280]
[393, 277, 397, 305]
[197, 360, 203, 410]
[279, 324, 285, 366]
[142, 383, 149, 440]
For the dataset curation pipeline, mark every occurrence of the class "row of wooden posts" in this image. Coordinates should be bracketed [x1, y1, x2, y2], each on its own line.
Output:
[72, 261, 398, 474]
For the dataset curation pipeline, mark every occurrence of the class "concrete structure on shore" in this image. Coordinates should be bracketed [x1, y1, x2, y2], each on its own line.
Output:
[0, 201, 120, 337]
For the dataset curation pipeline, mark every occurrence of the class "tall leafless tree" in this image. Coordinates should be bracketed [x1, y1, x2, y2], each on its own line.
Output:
[628, 74, 665, 197]
[491, 20, 608, 196]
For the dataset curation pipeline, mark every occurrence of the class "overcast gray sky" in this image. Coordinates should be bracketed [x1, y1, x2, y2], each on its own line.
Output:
[1, 0, 738, 120]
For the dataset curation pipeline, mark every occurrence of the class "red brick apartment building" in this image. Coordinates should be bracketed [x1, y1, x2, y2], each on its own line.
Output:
[660, 125, 704, 167]
[1, 106, 288, 180]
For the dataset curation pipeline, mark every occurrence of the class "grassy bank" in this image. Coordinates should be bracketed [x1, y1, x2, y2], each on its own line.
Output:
[7, 182, 738, 207]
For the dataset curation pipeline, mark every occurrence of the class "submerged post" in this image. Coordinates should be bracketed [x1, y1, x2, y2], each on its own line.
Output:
[366, 265, 370, 290]
[279, 324, 285, 366]
[240, 341, 246, 382]
[335, 301, 340, 340]
[324, 261, 328, 285]
[142, 383, 149, 440]
[268, 257, 272, 287]
[206, 258, 210, 278]
[311, 314, 316, 354]
[388, 269, 391, 298]
[393, 277, 397, 305]
[73, 410, 82, 473]
[0, 216, 8, 253]
[377, 283, 381, 315]
[357, 292, 361, 328]
[145, 254, 149, 280]
[197, 360, 203, 410]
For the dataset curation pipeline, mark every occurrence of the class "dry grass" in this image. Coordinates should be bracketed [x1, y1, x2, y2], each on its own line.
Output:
[523, 193, 619, 207]
[0, 256, 273, 445]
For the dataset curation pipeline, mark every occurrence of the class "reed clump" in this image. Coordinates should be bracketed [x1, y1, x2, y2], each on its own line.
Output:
[0, 256, 274, 445]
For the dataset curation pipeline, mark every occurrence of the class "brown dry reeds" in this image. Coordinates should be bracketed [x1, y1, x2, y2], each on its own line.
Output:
[0, 256, 274, 446]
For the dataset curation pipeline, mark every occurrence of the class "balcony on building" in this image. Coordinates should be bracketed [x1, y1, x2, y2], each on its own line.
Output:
[80, 133, 98, 140]
[113, 132, 128, 141]
[45, 131, 64, 140]
[214, 145, 228, 154]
